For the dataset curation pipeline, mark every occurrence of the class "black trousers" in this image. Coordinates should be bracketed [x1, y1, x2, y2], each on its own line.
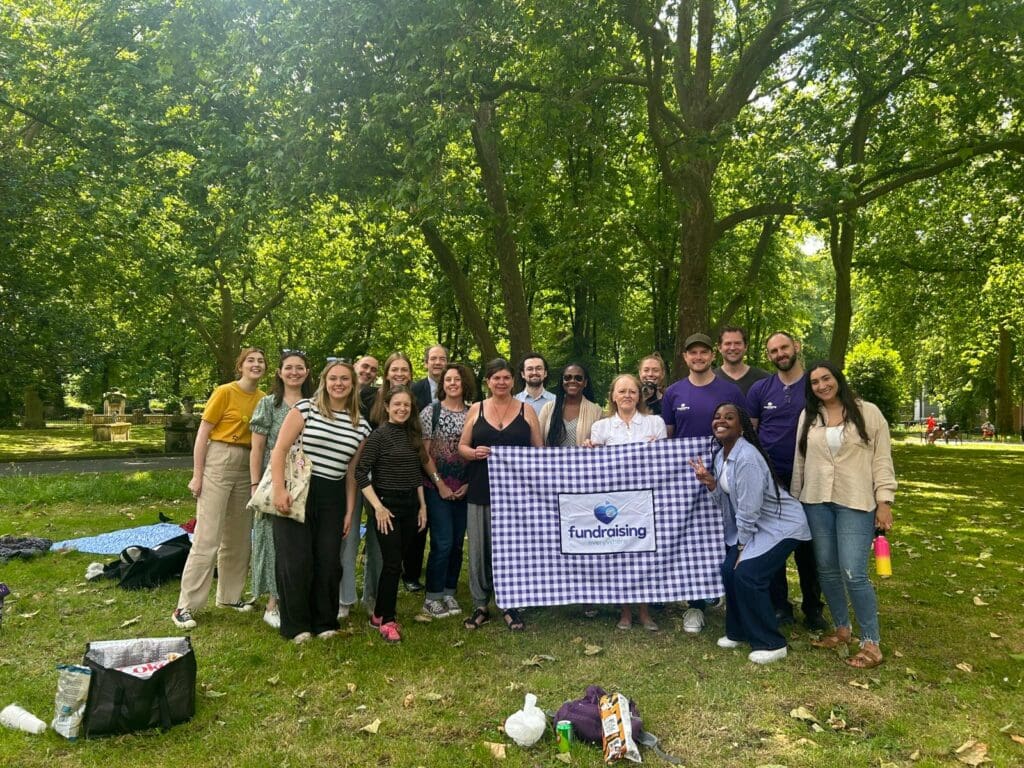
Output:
[769, 539, 823, 618]
[402, 526, 428, 585]
[373, 488, 420, 623]
[273, 475, 345, 639]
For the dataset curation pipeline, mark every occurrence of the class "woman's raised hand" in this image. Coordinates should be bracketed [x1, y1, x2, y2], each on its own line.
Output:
[688, 457, 716, 491]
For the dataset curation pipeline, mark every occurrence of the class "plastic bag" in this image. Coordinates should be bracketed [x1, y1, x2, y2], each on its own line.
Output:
[52, 664, 92, 740]
[504, 693, 547, 747]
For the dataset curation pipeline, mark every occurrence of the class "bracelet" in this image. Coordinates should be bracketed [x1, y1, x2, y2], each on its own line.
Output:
[431, 472, 441, 482]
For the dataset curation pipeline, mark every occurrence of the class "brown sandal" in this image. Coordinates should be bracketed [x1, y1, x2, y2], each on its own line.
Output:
[845, 644, 883, 669]
[811, 628, 852, 649]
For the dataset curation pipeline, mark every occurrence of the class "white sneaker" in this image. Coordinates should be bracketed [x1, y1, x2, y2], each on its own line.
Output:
[749, 647, 788, 664]
[717, 635, 741, 649]
[337, 604, 351, 620]
[171, 608, 196, 630]
[682, 608, 705, 634]
[292, 631, 312, 645]
[263, 609, 280, 629]
[442, 595, 462, 615]
[317, 630, 338, 640]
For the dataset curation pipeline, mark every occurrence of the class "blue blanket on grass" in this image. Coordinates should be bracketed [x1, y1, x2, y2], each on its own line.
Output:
[50, 524, 189, 555]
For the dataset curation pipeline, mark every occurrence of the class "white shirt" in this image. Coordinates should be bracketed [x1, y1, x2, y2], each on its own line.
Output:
[589, 412, 667, 446]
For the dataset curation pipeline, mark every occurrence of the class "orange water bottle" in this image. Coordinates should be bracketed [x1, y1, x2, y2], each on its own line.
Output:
[873, 530, 892, 578]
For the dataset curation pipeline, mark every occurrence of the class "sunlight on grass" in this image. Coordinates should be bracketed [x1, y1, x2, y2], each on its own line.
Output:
[0, 425, 168, 461]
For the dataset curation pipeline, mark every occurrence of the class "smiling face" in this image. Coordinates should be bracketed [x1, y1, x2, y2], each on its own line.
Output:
[237, 350, 267, 382]
[324, 364, 353, 404]
[355, 356, 379, 386]
[521, 357, 547, 387]
[561, 365, 586, 398]
[279, 355, 309, 390]
[386, 358, 412, 387]
[442, 367, 464, 401]
[766, 334, 800, 372]
[426, 346, 448, 379]
[809, 366, 840, 406]
[684, 344, 713, 374]
[610, 375, 640, 415]
[718, 331, 748, 365]
[486, 368, 514, 397]
[638, 356, 664, 387]
[386, 391, 413, 425]
[711, 404, 742, 445]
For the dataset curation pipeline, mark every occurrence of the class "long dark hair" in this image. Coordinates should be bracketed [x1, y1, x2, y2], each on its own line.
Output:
[797, 360, 870, 456]
[381, 385, 428, 463]
[272, 352, 314, 407]
[546, 362, 596, 447]
[708, 402, 783, 514]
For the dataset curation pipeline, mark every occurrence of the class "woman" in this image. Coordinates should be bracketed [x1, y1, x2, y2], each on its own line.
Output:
[172, 347, 267, 630]
[539, 362, 603, 447]
[271, 360, 370, 643]
[458, 358, 543, 631]
[790, 361, 896, 670]
[690, 403, 811, 664]
[354, 386, 429, 643]
[420, 363, 473, 619]
[354, 352, 414, 615]
[248, 350, 313, 629]
[586, 374, 666, 631]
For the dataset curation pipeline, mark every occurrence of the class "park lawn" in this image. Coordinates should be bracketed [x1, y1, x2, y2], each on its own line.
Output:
[0, 445, 1022, 767]
[0, 426, 168, 462]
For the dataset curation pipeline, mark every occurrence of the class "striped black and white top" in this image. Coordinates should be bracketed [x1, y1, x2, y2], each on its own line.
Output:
[295, 399, 371, 481]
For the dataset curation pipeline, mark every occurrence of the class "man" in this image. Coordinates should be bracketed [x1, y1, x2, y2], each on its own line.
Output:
[356, 355, 379, 415]
[662, 333, 746, 633]
[638, 353, 667, 415]
[746, 331, 827, 631]
[412, 345, 448, 412]
[714, 326, 770, 395]
[515, 352, 555, 415]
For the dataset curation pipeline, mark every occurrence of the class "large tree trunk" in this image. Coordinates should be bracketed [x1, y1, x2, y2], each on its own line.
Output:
[671, 164, 715, 373]
[829, 213, 855, 367]
[470, 99, 533, 365]
[994, 321, 1014, 436]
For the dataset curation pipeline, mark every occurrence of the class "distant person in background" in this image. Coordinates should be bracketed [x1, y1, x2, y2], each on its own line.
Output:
[539, 362, 602, 447]
[638, 353, 667, 415]
[791, 361, 896, 670]
[356, 355, 379, 415]
[412, 345, 448, 411]
[586, 373, 666, 631]
[249, 350, 313, 630]
[515, 352, 556, 415]
[172, 347, 267, 630]
[715, 326, 769, 395]
[271, 360, 370, 643]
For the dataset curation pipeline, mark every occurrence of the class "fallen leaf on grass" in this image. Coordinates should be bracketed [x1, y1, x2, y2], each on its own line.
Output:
[18, 610, 40, 618]
[572, 636, 583, 644]
[790, 706, 819, 724]
[204, 690, 226, 698]
[954, 739, 990, 766]
[998, 723, 1014, 733]
[120, 615, 142, 628]
[810, 723, 824, 733]
[361, 718, 381, 734]
[521, 654, 556, 667]
[1009, 735, 1024, 746]
[103, 598, 116, 605]
[414, 614, 432, 623]
[347, 683, 357, 694]
[583, 644, 602, 656]
[266, 675, 280, 686]
[848, 680, 870, 689]
[483, 741, 506, 759]
[973, 596, 989, 606]
[294, 689, 307, 699]
[893, 649, 904, 658]
[956, 662, 974, 673]
[421, 692, 444, 701]
[905, 668, 919, 679]
[909, 750, 921, 761]
[403, 693, 415, 708]
[990, 633, 1002, 639]
[827, 710, 846, 730]
[555, 753, 572, 764]
[451, 640, 464, 648]
[355, 705, 367, 711]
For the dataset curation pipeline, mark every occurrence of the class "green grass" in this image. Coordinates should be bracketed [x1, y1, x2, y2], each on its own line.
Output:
[1, 446, 1022, 766]
[0, 426, 168, 462]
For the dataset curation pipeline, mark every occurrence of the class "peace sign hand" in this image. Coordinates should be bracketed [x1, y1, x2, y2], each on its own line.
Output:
[688, 457, 717, 491]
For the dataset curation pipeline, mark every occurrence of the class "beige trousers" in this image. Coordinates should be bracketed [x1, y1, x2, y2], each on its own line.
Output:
[177, 441, 253, 611]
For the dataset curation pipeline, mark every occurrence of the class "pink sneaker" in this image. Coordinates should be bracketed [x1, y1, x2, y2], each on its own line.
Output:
[379, 621, 402, 643]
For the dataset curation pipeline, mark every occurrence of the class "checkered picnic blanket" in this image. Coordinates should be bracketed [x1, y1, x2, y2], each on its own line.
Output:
[489, 438, 725, 607]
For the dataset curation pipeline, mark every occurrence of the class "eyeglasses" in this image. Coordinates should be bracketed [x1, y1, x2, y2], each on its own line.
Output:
[562, 374, 585, 383]
[326, 356, 351, 364]
[281, 348, 307, 358]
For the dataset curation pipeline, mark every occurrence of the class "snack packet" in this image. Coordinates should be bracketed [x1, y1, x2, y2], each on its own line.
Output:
[599, 692, 641, 762]
[52, 664, 92, 740]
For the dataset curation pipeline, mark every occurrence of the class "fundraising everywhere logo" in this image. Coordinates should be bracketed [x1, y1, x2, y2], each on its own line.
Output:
[560, 490, 656, 554]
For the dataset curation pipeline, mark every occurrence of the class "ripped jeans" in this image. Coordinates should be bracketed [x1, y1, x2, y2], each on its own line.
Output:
[803, 502, 880, 644]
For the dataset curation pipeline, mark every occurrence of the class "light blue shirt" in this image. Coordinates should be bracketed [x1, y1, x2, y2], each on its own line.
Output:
[515, 388, 555, 416]
[708, 437, 811, 561]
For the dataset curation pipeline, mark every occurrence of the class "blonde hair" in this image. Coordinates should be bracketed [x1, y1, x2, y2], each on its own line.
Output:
[605, 373, 649, 417]
[371, 352, 414, 425]
[234, 346, 266, 375]
[313, 361, 361, 424]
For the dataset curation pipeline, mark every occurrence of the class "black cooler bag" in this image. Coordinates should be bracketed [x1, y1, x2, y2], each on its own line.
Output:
[82, 636, 196, 736]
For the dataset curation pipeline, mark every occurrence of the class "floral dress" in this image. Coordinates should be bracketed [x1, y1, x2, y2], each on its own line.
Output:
[249, 395, 293, 598]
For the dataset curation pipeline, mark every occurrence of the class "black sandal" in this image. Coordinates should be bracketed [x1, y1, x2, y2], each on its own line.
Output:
[463, 607, 490, 630]
[502, 608, 525, 632]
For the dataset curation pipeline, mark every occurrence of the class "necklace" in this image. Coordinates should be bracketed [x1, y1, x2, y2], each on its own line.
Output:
[492, 398, 515, 429]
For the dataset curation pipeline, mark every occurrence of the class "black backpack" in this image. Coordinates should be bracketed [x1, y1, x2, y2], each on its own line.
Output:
[115, 534, 192, 590]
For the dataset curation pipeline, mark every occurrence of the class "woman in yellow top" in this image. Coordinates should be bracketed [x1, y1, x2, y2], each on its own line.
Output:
[172, 347, 267, 630]
[790, 361, 896, 670]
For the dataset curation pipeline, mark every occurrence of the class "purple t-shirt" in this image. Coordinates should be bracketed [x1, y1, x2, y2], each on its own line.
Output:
[662, 376, 746, 438]
[746, 373, 806, 487]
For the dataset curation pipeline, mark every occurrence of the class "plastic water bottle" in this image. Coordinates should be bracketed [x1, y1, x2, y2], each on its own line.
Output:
[0, 704, 47, 734]
[873, 531, 892, 578]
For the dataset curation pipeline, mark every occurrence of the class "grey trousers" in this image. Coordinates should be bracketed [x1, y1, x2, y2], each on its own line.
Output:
[359, 502, 383, 610]
[467, 502, 495, 609]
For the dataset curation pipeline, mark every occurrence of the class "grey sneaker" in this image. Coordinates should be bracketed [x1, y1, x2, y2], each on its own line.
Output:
[172, 608, 196, 630]
[682, 607, 705, 634]
[422, 599, 450, 619]
[217, 600, 253, 612]
[442, 595, 462, 615]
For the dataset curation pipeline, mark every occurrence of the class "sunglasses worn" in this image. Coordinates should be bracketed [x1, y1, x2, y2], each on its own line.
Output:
[563, 374, 585, 383]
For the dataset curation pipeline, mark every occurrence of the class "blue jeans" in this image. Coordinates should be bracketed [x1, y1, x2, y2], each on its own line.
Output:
[424, 488, 467, 600]
[803, 502, 880, 644]
[722, 538, 801, 651]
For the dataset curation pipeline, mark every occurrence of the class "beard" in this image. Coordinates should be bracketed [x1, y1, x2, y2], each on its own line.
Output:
[772, 355, 796, 372]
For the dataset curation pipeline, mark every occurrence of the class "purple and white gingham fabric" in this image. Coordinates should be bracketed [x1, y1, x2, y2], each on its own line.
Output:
[489, 438, 725, 607]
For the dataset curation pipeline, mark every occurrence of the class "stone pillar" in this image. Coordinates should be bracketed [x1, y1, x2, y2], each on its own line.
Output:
[22, 386, 45, 429]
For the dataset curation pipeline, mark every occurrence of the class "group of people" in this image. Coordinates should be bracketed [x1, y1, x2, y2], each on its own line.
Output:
[169, 330, 896, 669]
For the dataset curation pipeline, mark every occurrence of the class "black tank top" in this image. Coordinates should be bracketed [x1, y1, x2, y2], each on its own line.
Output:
[466, 401, 532, 506]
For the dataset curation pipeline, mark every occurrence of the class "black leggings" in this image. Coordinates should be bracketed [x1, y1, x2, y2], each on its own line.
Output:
[373, 488, 420, 623]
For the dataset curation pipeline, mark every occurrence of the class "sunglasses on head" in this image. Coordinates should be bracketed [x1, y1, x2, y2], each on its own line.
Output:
[280, 348, 307, 358]
[326, 356, 351, 364]
[562, 373, 585, 383]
